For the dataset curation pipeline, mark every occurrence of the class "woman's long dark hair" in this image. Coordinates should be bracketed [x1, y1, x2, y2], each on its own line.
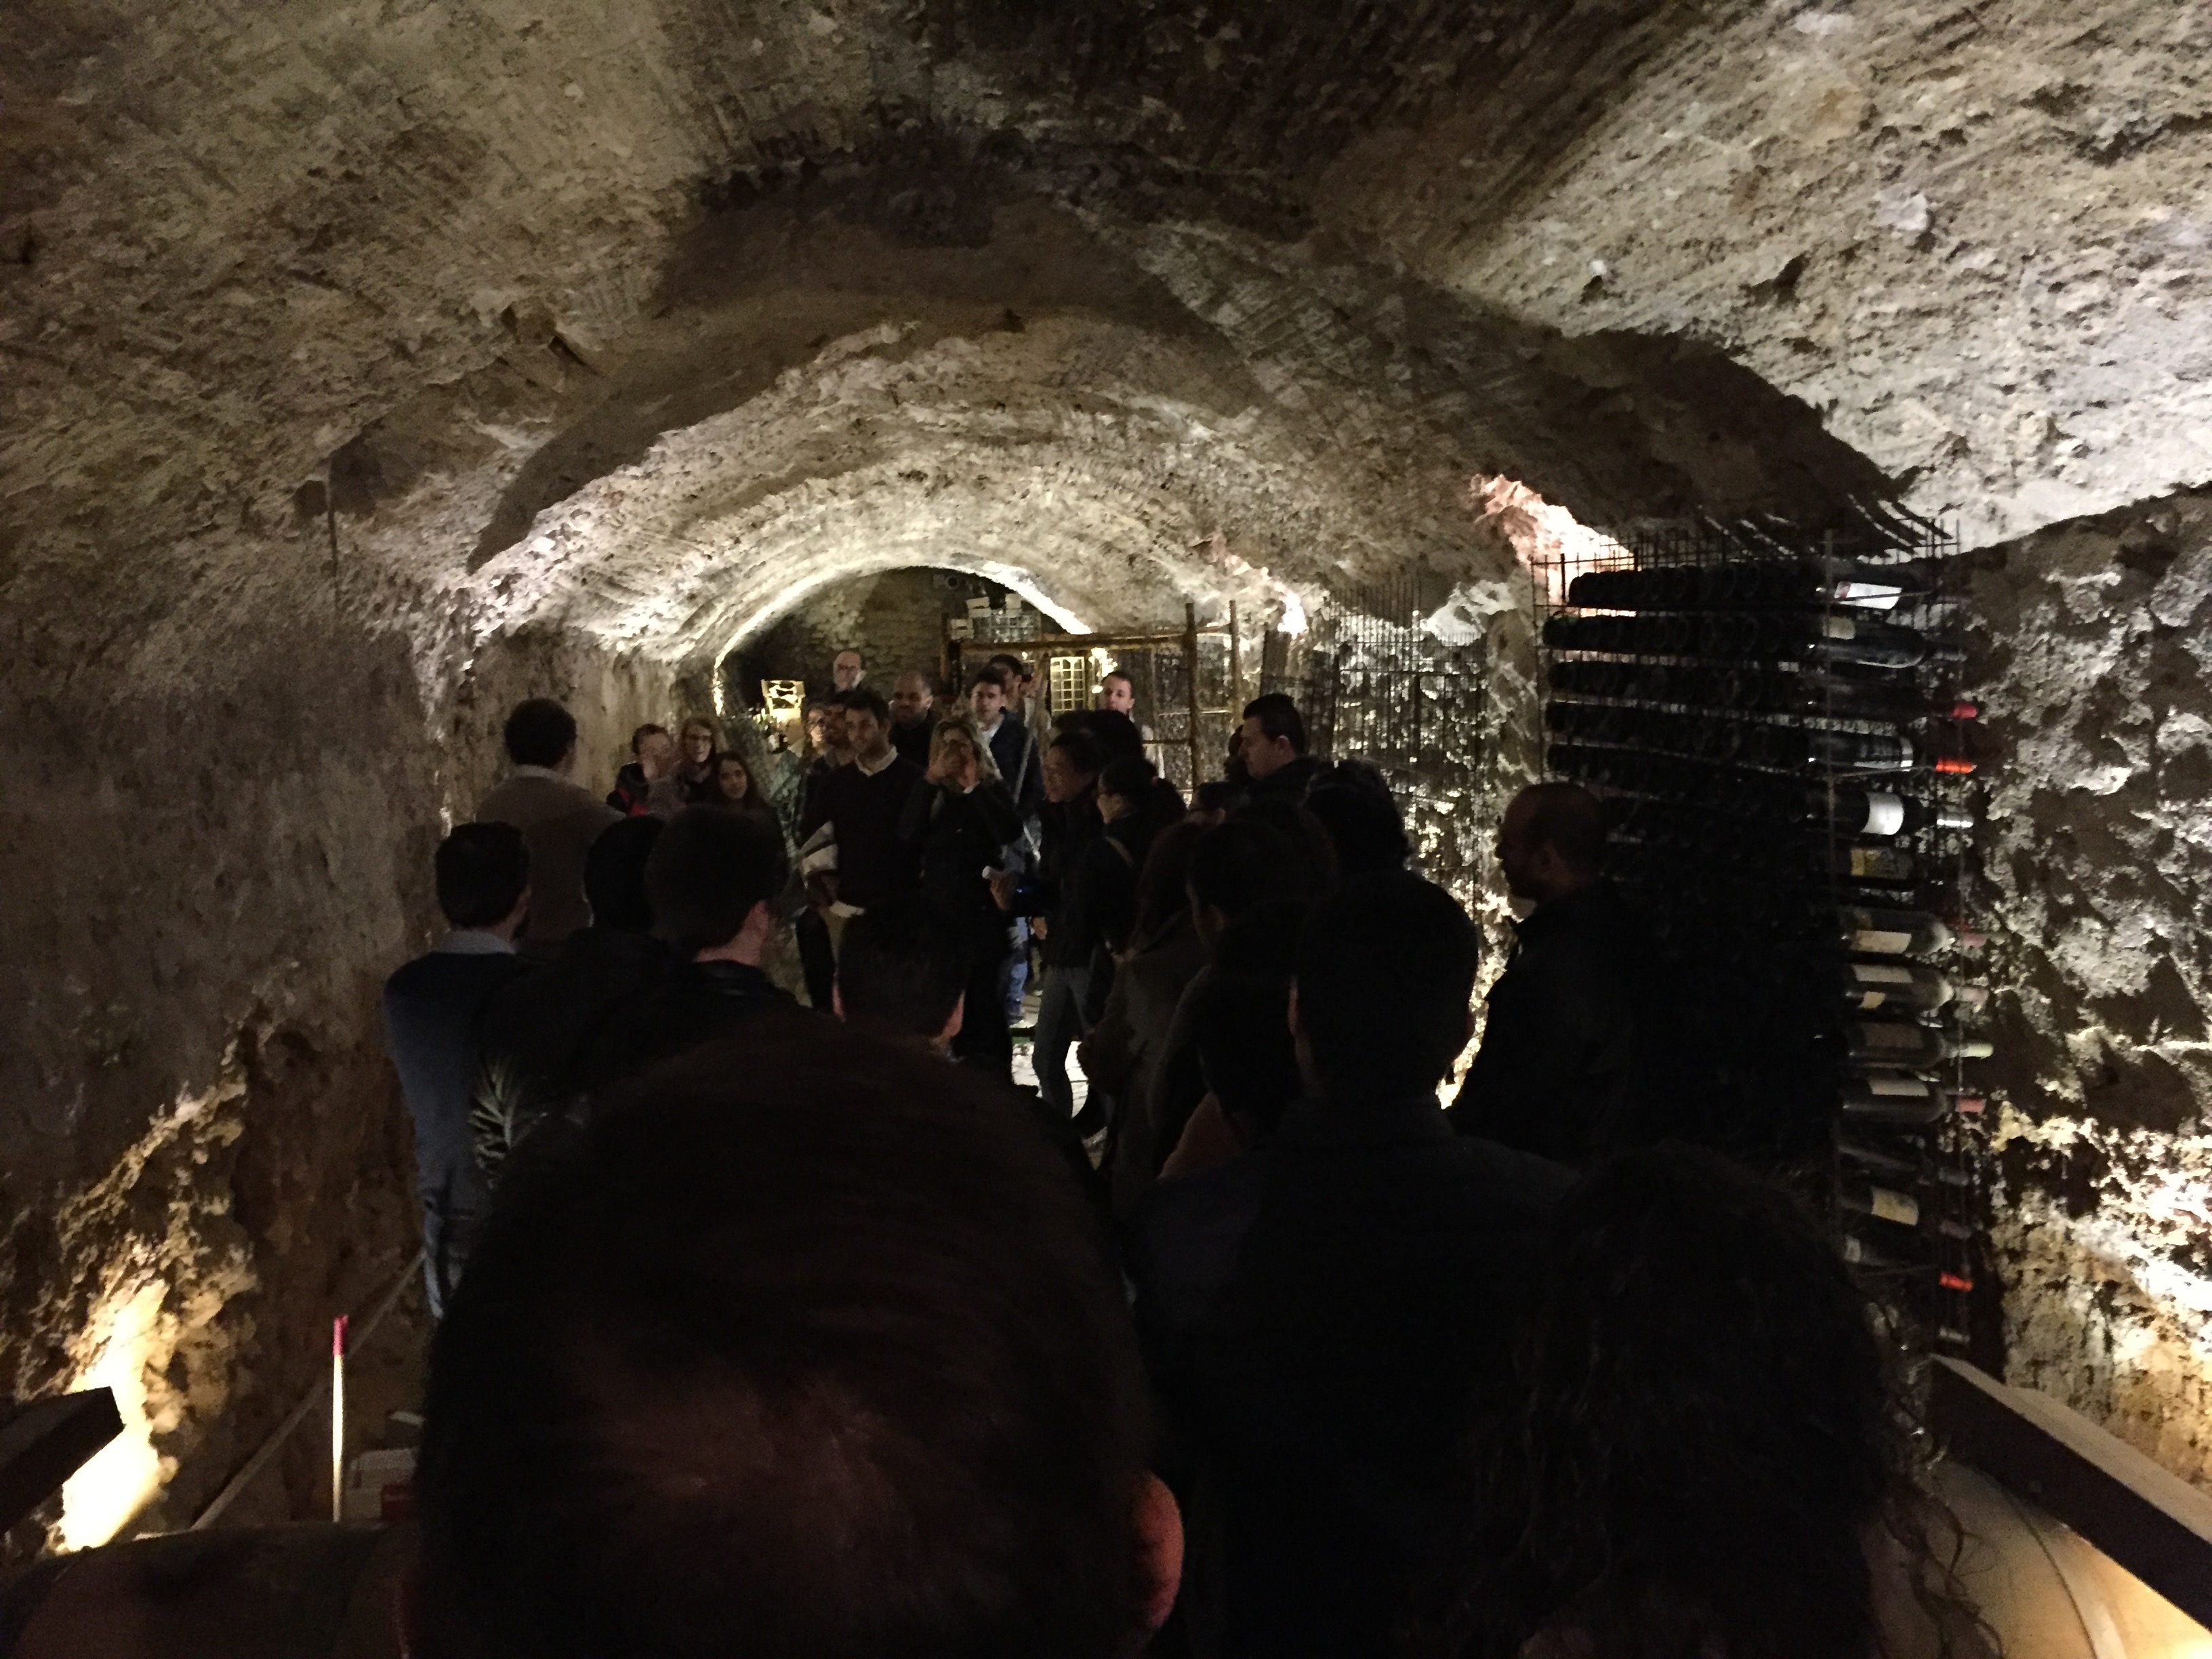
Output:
[1438, 1147, 1985, 1659]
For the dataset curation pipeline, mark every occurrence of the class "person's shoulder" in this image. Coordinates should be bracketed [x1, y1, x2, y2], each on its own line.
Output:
[382, 951, 445, 1000]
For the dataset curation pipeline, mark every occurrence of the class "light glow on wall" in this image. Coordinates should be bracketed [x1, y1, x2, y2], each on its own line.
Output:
[58, 1279, 170, 1550]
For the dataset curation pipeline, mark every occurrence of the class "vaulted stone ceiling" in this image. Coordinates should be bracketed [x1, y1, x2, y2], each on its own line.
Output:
[6, 0, 2212, 1537]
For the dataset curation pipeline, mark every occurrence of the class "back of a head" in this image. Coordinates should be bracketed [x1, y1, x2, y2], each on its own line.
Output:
[845, 685, 890, 726]
[417, 1015, 1153, 1659]
[1187, 818, 1317, 920]
[504, 698, 578, 769]
[1448, 1147, 1908, 1659]
[1231, 798, 1339, 894]
[838, 899, 966, 1038]
[1084, 709, 1145, 764]
[644, 808, 788, 956]
[1305, 761, 1411, 878]
[1294, 873, 1477, 1099]
[585, 816, 664, 934]
[436, 822, 529, 928]
[1192, 971, 1303, 1142]
[1128, 818, 1206, 949]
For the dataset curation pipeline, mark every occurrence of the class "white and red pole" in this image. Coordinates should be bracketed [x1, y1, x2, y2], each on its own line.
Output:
[330, 1314, 348, 1523]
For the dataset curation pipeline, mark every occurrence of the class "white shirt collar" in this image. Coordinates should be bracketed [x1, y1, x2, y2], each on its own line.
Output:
[855, 747, 899, 777]
[512, 764, 567, 781]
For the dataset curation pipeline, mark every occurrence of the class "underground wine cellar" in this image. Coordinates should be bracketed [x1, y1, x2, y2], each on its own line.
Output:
[6, 0, 2212, 1647]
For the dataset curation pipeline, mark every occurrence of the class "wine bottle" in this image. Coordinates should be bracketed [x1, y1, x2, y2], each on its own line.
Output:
[1839, 1182, 1974, 1240]
[1816, 843, 1919, 884]
[1835, 1137, 1973, 1188]
[1548, 657, 1984, 726]
[1838, 907, 1957, 957]
[1544, 610, 1962, 670]
[1841, 962, 1990, 1012]
[1839, 1076, 1984, 1122]
[1840, 1237, 1975, 1292]
[1565, 558, 1941, 614]
[1845, 1021, 1994, 1067]
[1818, 787, 1972, 838]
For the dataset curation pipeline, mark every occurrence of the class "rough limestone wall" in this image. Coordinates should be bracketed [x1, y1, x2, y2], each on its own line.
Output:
[1970, 488, 2212, 1489]
[0, 522, 672, 1549]
[1327, 0, 2212, 546]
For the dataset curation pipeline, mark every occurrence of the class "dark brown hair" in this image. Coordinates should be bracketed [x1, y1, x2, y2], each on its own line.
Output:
[417, 1014, 1153, 1659]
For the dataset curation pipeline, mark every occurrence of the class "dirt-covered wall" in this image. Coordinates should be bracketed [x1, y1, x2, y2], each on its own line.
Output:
[1971, 487, 2212, 1488]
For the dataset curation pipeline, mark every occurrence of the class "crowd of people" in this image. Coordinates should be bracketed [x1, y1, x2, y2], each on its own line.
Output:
[380, 645, 1986, 1659]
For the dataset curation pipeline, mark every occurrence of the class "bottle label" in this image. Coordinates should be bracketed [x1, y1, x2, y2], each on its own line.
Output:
[1863, 794, 1906, 836]
[1868, 1077, 1932, 1098]
[1849, 848, 1908, 878]
[1837, 581, 1904, 609]
[1852, 964, 1913, 985]
[1869, 1187, 1919, 1226]
[1853, 929, 1915, 954]
[1823, 615, 1860, 640]
[1858, 1023, 1923, 1050]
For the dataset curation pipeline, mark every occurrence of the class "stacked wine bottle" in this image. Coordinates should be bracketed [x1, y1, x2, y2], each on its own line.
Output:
[1540, 510, 1986, 1361]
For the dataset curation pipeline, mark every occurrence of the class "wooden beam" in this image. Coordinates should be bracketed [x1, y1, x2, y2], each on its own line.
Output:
[1185, 602, 1204, 792]
[1932, 1357, 2212, 1628]
[0, 1389, 123, 1535]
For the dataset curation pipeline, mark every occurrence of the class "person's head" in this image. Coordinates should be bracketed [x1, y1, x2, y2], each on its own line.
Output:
[1080, 708, 1145, 766]
[835, 899, 968, 1050]
[635, 727, 676, 779]
[989, 654, 1033, 698]
[1096, 756, 1157, 824]
[967, 667, 1009, 724]
[679, 717, 719, 769]
[1305, 760, 1411, 879]
[714, 753, 755, 804]
[1044, 729, 1103, 804]
[583, 816, 664, 934]
[414, 1016, 1177, 1659]
[1186, 818, 1317, 953]
[842, 687, 893, 759]
[892, 670, 933, 726]
[629, 723, 670, 759]
[803, 701, 845, 758]
[1099, 671, 1134, 715]
[1444, 1148, 1953, 1659]
[928, 719, 992, 792]
[1237, 693, 1307, 782]
[831, 649, 865, 692]
[1191, 971, 1303, 1147]
[504, 699, 578, 772]
[1497, 781, 1606, 905]
[436, 822, 530, 933]
[1127, 818, 1206, 951]
[644, 808, 788, 963]
[1291, 872, 1478, 1100]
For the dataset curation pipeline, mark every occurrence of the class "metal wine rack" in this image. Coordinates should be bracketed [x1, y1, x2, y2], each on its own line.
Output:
[1531, 504, 1991, 1370]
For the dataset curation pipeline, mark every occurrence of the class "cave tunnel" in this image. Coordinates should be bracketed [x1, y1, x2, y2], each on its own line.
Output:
[6, 0, 2212, 1647]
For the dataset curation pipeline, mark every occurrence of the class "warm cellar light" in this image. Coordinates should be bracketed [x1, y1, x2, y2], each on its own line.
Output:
[58, 1280, 169, 1550]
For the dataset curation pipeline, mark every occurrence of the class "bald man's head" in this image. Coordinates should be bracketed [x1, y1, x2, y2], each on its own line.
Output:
[1497, 782, 1606, 905]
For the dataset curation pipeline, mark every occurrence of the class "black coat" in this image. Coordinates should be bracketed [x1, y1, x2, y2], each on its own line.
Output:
[1450, 880, 1681, 1166]
[1187, 1092, 1572, 1659]
[471, 926, 676, 1182]
[901, 777, 1023, 955]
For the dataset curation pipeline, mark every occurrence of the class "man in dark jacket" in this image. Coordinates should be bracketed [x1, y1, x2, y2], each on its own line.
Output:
[1237, 692, 1326, 806]
[799, 687, 924, 912]
[579, 809, 798, 1091]
[970, 665, 1042, 822]
[472, 815, 674, 1184]
[1450, 781, 1677, 1166]
[1187, 874, 1572, 1659]
[382, 822, 534, 1315]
